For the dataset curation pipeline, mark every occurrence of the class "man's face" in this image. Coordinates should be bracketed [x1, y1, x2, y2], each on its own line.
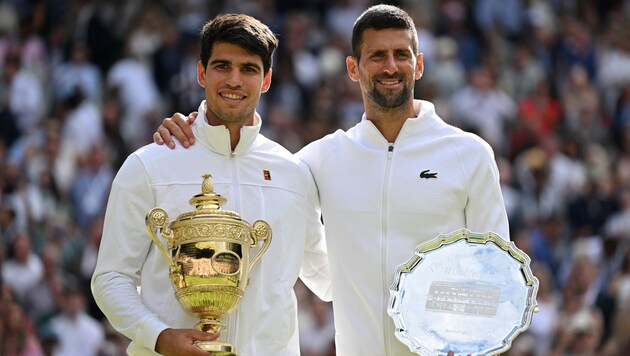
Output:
[197, 41, 271, 126]
[347, 28, 422, 109]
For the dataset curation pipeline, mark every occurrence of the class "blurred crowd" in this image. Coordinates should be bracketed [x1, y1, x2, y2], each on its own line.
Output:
[1, 0, 630, 355]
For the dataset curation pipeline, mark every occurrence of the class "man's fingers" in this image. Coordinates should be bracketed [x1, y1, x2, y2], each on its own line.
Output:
[193, 330, 220, 341]
[175, 113, 195, 145]
[153, 131, 164, 145]
[162, 118, 190, 148]
[153, 127, 175, 149]
[165, 115, 192, 147]
[157, 125, 178, 149]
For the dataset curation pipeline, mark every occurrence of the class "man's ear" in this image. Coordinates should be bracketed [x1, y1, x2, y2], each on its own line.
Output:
[261, 69, 272, 93]
[346, 56, 360, 82]
[415, 53, 424, 80]
[197, 61, 206, 88]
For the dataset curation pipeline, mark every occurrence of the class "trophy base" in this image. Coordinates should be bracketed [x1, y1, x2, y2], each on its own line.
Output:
[195, 340, 237, 355]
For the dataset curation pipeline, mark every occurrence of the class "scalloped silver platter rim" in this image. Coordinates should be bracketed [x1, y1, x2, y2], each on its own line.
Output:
[387, 228, 539, 356]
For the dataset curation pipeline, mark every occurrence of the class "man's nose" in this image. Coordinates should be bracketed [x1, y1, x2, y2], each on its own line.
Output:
[226, 70, 243, 87]
[383, 54, 398, 75]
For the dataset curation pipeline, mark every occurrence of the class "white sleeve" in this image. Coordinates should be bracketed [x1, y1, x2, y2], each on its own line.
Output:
[297, 161, 332, 302]
[90, 154, 169, 351]
[464, 141, 511, 240]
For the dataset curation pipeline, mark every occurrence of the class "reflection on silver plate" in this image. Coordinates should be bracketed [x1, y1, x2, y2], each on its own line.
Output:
[388, 229, 539, 356]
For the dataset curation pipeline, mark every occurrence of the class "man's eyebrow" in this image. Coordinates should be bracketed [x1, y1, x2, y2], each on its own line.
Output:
[241, 61, 263, 70]
[210, 59, 262, 70]
[210, 59, 230, 66]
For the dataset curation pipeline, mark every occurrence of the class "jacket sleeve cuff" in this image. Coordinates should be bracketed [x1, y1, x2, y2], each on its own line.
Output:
[136, 317, 170, 352]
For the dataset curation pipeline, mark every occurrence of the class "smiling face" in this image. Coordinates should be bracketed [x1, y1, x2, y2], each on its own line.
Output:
[197, 41, 272, 126]
[347, 28, 423, 110]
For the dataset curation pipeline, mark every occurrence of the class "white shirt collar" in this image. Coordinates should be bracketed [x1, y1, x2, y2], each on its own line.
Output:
[192, 100, 262, 155]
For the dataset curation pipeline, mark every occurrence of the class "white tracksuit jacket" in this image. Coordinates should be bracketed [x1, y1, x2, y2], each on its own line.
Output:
[92, 101, 331, 356]
[297, 100, 509, 355]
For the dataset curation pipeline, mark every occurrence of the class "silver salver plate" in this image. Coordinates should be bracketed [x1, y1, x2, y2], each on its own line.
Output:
[388, 229, 539, 356]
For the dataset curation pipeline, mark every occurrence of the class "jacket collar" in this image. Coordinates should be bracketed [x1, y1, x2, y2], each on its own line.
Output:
[192, 100, 262, 156]
[356, 100, 440, 147]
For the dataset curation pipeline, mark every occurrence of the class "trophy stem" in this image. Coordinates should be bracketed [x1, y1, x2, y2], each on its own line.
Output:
[196, 317, 224, 333]
[194, 318, 237, 355]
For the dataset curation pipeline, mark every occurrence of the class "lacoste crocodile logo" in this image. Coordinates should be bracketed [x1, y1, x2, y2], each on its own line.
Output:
[420, 170, 438, 179]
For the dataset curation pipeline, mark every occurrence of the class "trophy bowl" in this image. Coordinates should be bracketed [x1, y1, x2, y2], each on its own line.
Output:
[146, 174, 272, 355]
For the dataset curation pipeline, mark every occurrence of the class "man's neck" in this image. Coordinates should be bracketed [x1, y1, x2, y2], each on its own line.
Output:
[203, 103, 259, 151]
[365, 100, 420, 143]
[225, 122, 242, 151]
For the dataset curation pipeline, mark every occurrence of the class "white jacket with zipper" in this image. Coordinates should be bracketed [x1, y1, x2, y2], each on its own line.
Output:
[297, 100, 509, 355]
[92, 101, 331, 356]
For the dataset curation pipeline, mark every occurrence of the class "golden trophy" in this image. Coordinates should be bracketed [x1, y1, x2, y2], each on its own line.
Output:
[145, 174, 272, 355]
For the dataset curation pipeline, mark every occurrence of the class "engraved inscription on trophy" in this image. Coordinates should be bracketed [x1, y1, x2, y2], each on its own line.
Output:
[425, 281, 500, 317]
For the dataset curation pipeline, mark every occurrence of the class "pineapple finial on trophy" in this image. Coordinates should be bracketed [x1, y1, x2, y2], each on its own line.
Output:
[201, 174, 214, 194]
[190, 174, 227, 211]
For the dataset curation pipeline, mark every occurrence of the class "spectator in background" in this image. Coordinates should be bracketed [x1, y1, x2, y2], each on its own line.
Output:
[450, 63, 517, 155]
[503, 43, 547, 103]
[50, 288, 105, 356]
[551, 254, 606, 356]
[567, 174, 619, 239]
[435, 0, 482, 71]
[106, 40, 161, 150]
[0, 204, 19, 251]
[152, 24, 183, 114]
[557, 18, 597, 84]
[561, 65, 601, 135]
[1, 233, 43, 305]
[425, 36, 465, 100]
[0, 161, 46, 237]
[513, 147, 565, 225]
[511, 79, 562, 156]
[473, 0, 525, 40]
[604, 185, 630, 241]
[596, 17, 630, 111]
[69, 143, 113, 232]
[525, 262, 560, 356]
[125, 3, 166, 65]
[51, 41, 102, 104]
[2, 49, 44, 135]
[0, 302, 45, 356]
[23, 243, 69, 331]
[59, 88, 104, 158]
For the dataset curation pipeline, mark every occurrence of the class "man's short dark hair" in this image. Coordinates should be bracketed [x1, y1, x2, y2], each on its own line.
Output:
[351, 5, 418, 60]
[199, 14, 279, 74]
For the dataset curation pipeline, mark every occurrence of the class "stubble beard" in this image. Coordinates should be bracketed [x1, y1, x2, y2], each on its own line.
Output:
[367, 75, 411, 109]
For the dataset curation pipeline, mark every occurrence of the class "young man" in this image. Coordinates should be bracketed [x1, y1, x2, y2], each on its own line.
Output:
[92, 14, 330, 356]
[156, 5, 509, 355]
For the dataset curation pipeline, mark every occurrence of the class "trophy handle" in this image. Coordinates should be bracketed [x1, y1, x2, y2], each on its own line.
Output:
[249, 220, 272, 271]
[145, 207, 174, 264]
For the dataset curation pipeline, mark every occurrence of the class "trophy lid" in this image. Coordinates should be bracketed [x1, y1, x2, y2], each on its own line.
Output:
[180, 174, 241, 221]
